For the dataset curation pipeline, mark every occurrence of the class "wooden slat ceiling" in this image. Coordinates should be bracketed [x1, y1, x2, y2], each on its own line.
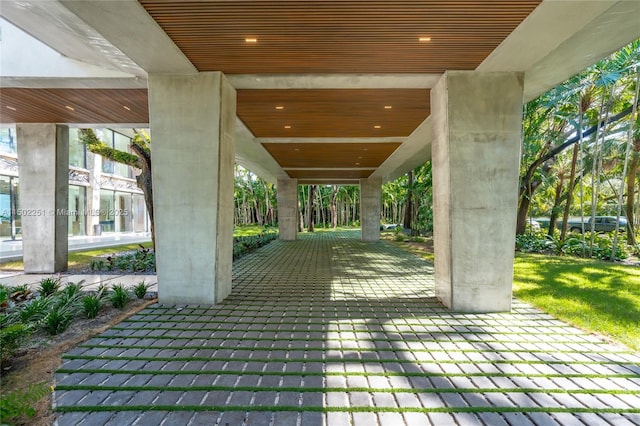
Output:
[138, 0, 540, 183]
[0, 89, 148, 124]
[139, 0, 542, 74]
[263, 142, 401, 168]
[1, 1, 542, 184]
[238, 89, 429, 138]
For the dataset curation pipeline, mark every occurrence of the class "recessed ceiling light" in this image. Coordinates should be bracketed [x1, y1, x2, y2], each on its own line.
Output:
[419, 36, 431, 42]
[358, 156, 363, 159]
[245, 38, 258, 43]
[123, 105, 131, 111]
[294, 148, 300, 151]
[6, 106, 16, 111]
[384, 105, 392, 109]
[275, 106, 284, 110]
[65, 105, 75, 111]
[284, 125, 291, 129]
[355, 163, 360, 166]
[374, 125, 381, 129]
[363, 148, 369, 151]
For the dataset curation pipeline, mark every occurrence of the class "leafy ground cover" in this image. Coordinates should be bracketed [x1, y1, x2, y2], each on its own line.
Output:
[0, 278, 154, 425]
[515, 230, 638, 261]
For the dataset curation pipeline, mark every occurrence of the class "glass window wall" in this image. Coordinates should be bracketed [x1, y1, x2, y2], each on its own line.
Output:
[132, 194, 148, 232]
[68, 185, 86, 236]
[113, 132, 131, 178]
[0, 127, 17, 155]
[99, 190, 115, 232]
[68, 129, 86, 168]
[0, 176, 20, 240]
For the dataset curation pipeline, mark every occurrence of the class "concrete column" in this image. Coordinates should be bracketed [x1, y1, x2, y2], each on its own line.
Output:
[149, 72, 236, 305]
[277, 178, 298, 240]
[431, 71, 523, 313]
[360, 177, 382, 242]
[16, 124, 69, 272]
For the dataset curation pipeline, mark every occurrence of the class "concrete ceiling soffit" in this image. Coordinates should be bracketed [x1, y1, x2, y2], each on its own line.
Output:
[0, 77, 147, 90]
[235, 118, 287, 184]
[227, 74, 442, 90]
[0, 1, 146, 79]
[371, 117, 432, 184]
[478, 0, 640, 101]
[59, 0, 196, 74]
[0, 18, 145, 89]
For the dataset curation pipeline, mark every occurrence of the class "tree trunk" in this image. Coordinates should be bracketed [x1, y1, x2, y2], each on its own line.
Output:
[627, 153, 639, 245]
[548, 173, 565, 236]
[307, 185, 316, 232]
[130, 142, 154, 251]
[263, 182, 272, 225]
[560, 137, 580, 241]
[403, 170, 413, 230]
[330, 185, 338, 228]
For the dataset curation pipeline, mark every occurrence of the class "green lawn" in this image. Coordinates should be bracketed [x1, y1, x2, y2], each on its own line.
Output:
[0, 242, 155, 271]
[0, 227, 275, 270]
[513, 253, 640, 351]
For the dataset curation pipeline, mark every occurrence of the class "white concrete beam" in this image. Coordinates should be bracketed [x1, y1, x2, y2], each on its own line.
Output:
[255, 137, 406, 144]
[235, 119, 288, 184]
[0, 18, 145, 88]
[480, 0, 640, 101]
[57, 0, 196, 74]
[0, 2, 146, 78]
[228, 74, 441, 90]
[372, 118, 432, 183]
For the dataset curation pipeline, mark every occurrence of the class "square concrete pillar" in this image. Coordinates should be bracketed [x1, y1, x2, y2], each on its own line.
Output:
[277, 178, 298, 241]
[16, 124, 69, 273]
[360, 177, 382, 242]
[149, 72, 236, 305]
[431, 71, 523, 313]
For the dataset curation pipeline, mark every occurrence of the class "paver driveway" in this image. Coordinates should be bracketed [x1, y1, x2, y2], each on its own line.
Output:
[54, 231, 640, 425]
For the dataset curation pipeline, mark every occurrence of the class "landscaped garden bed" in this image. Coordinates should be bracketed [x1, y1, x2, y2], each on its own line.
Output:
[0, 277, 155, 425]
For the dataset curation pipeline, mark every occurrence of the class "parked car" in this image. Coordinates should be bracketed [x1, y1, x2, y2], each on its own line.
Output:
[532, 217, 550, 228]
[562, 216, 627, 233]
[380, 223, 400, 230]
[526, 218, 541, 231]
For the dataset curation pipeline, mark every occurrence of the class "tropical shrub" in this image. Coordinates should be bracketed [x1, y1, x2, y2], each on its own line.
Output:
[37, 277, 60, 297]
[109, 284, 131, 309]
[515, 231, 630, 261]
[133, 281, 150, 299]
[0, 322, 31, 366]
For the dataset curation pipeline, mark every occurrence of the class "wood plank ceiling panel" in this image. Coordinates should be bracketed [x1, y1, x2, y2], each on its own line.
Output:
[238, 89, 429, 138]
[140, 1, 542, 74]
[0, 89, 148, 124]
[262, 142, 401, 168]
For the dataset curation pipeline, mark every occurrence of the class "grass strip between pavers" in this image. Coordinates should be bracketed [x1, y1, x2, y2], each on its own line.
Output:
[99, 329, 614, 347]
[53, 404, 640, 415]
[74, 342, 634, 356]
[119, 318, 580, 329]
[53, 384, 640, 396]
[54, 368, 640, 380]
[60, 354, 638, 366]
